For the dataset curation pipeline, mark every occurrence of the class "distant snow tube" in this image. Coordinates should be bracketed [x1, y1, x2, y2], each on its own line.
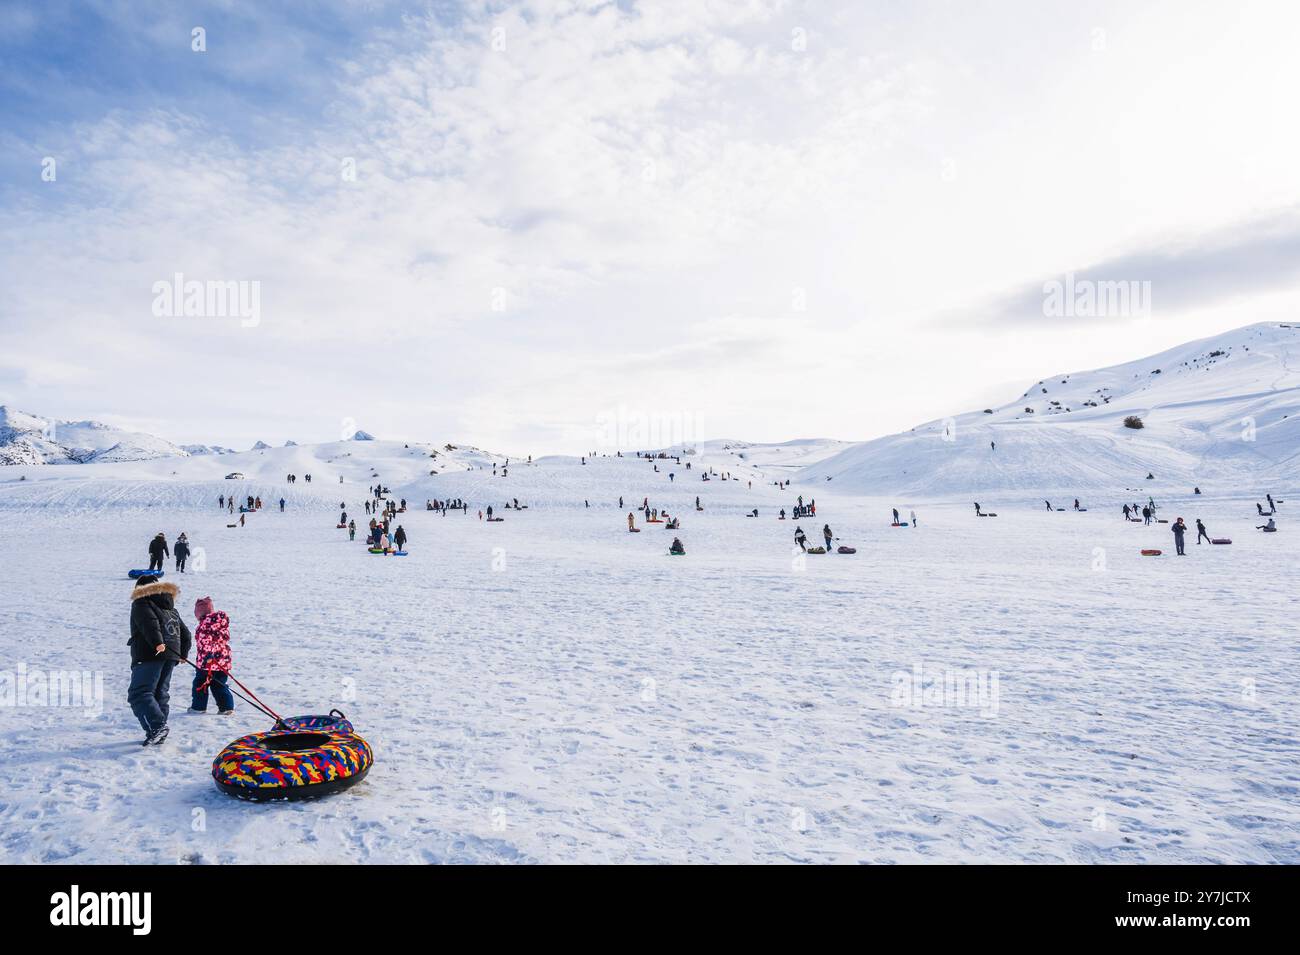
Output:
[392, 551, 408, 556]
[1157, 519, 1169, 524]
[367, 548, 385, 554]
[837, 546, 856, 554]
[1261, 527, 1277, 533]
[1141, 549, 1162, 556]
[128, 569, 163, 579]
[1211, 538, 1232, 545]
[336, 523, 347, 528]
[213, 712, 372, 801]
[805, 546, 826, 554]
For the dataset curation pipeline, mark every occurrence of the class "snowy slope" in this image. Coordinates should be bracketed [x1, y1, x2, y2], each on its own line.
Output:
[0, 437, 508, 512]
[805, 323, 1300, 497]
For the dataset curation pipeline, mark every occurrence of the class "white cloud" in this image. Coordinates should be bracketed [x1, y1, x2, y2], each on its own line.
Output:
[4, 0, 1300, 451]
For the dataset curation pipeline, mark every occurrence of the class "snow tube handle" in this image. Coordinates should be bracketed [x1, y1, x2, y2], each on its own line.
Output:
[330, 708, 347, 721]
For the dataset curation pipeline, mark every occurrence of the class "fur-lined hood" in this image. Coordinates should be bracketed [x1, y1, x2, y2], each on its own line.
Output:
[131, 581, 179, 602]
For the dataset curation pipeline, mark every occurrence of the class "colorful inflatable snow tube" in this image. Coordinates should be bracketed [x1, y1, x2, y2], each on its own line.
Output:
[212, 711, 372, 801]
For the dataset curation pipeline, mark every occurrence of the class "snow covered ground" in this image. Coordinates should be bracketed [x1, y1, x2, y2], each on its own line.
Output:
[1, 451, 1296, 864]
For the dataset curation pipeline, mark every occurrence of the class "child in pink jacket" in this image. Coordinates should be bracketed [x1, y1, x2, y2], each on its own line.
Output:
[188, 596, 234, 714]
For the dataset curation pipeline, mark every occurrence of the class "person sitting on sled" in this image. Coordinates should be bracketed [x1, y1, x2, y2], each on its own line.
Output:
[669, 537, 685, 555]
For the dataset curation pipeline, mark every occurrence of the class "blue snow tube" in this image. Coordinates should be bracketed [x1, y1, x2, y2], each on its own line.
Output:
[128, 569, 163, 579]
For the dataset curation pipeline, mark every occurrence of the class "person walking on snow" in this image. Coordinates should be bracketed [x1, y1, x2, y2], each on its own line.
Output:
[1195, 518, 1210, 545]
[348, 519, 356, 541]
[394, 525, 407, 552]
[910, 510, 918, 528]
[823, 524, 834, 551]
[127, 575, 191, 745]
[188, 596, 234, 714]
[174, 533, 190, 573]
[279, 498, 285, 512]
[1171, 517, 1187, 556]
[794, 526, 807, 552]
[148, 532, 169, 572]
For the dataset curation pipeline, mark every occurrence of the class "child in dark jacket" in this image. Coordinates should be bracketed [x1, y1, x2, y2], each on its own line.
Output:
[128, 575, 192, 744]
[189, 596, 234, 714]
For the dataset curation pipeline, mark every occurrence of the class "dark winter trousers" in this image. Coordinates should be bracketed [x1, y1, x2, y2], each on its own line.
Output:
[128, 659, 176, 734]
[1197, 530, 1210, 544]
[191, 670, 234, 712]
[1174, 535, 1186, 555]
[176, 556, 186, 572]
[149, 556, 163, 571]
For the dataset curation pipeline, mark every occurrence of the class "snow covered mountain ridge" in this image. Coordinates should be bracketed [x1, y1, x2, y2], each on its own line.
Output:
[0, 406, 189, 465]
[5, 322, 1297, 498]
[804, 322, 1300, 497]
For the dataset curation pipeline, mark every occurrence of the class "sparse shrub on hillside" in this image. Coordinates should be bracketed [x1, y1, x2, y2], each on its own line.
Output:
[1124, 415, 1144, 429]
[983, 409, 993, 414]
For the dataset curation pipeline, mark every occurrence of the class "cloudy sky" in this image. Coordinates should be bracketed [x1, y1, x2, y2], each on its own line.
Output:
[3, 0, 1299, 453]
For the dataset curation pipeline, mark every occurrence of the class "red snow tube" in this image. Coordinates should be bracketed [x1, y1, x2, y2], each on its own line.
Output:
[1141, 549, 1162, 556]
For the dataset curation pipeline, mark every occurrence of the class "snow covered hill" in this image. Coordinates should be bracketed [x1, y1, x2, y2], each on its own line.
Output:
[0, 406, 189, 465]
[803, 322, 1300, 498]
